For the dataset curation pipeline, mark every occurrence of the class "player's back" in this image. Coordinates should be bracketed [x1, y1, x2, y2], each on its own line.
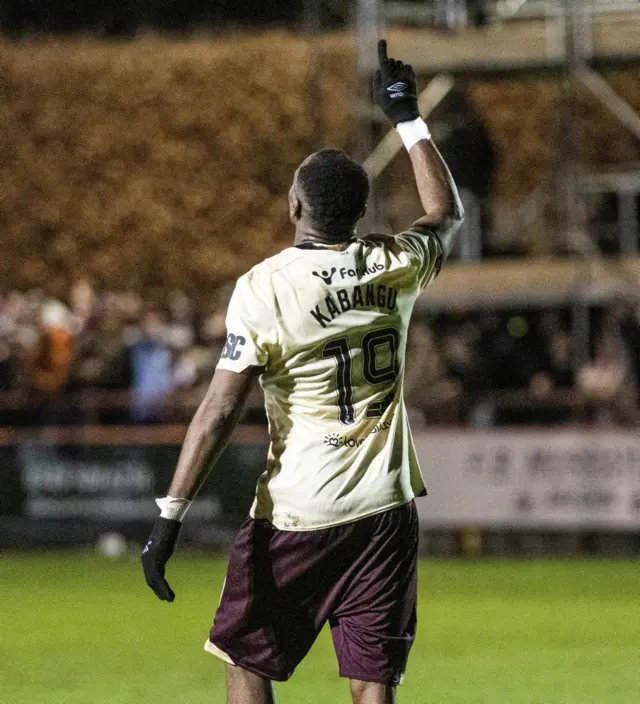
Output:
[217, 228, 442, 530]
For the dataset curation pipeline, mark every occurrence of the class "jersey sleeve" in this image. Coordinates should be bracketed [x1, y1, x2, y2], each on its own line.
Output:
[216, 270, 277, 374]
[393, 225, 444, 291]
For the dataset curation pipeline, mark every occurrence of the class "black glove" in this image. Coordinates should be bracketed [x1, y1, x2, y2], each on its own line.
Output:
[141, 517, 182, 602]
[374, 39, 420, 126]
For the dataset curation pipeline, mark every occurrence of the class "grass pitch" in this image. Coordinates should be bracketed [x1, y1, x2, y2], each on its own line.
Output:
[2, 552, 639, 704]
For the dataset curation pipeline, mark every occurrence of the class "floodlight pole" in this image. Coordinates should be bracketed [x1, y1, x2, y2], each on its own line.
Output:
[356, 0, 383, 234]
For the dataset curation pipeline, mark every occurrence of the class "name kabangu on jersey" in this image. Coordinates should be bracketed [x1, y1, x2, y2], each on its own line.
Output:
[217, 226, 443, 530]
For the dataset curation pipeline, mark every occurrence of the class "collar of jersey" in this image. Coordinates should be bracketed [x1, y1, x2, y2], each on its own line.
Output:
[295, 241, 353, 251]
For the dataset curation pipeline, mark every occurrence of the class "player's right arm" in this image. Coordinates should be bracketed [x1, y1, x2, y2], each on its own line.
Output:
[141, 270, 276, 602]
[406, 138, 463, 257]
[374, 39, 464, 276]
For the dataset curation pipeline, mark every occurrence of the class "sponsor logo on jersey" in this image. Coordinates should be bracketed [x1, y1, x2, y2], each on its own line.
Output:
[324, 433, 366, 449]
[371, 419, 392, 434]
[312, 267, 337, 284]
[324, 420, 392, 449]
[310, 284, 398, 328]
[313, 263, 384, 285]
[339, 263, 384, 280]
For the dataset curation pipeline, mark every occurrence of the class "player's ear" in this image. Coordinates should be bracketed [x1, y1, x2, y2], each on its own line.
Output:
[289, 186, 302, 223]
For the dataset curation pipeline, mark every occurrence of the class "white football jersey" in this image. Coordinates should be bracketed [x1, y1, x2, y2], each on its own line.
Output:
[216, 227, 444, 530]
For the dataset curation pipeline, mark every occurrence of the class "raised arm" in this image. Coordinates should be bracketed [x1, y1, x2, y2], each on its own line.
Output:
[374, 39, 463, 258]
[407, 138, 463, 257]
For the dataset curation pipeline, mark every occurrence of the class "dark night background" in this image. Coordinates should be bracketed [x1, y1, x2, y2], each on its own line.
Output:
[0, 0, 354, 35]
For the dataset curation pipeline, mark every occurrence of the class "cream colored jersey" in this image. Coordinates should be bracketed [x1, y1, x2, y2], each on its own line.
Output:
[216, 227, 444, 530]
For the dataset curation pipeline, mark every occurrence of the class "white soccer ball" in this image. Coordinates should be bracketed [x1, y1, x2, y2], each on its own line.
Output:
[95, 532, 128, 558]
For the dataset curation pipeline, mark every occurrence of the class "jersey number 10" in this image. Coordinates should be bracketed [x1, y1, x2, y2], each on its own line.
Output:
[322, 326, 399, 425]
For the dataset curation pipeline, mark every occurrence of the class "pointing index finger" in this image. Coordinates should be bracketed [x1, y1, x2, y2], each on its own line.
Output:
[377, 39, 388, 66]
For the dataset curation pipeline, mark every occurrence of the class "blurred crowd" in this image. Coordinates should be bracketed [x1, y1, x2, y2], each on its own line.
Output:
[0, 281, 230, 424]
[1, 281, 639, 427]
[405, 303, 640, 427]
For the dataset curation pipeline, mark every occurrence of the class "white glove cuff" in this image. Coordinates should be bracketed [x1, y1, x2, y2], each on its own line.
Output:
[156, 496, 192, 522]
[396, 117, 431, 151]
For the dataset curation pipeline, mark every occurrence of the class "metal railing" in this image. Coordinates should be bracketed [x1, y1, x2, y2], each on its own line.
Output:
[0, 385, 637, 429]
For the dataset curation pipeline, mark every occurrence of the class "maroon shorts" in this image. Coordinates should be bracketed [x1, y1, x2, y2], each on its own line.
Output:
[207, 501, 418, 685]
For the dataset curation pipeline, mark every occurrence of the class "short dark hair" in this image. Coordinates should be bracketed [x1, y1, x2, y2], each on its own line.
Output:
[297, 149, 369, 238]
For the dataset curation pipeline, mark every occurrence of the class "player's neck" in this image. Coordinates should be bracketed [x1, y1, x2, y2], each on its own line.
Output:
[294, 224, 354, 249]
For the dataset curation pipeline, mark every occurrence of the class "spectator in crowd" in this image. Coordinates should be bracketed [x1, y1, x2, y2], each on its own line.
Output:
[127, 311, 174, 424]
[475, 313, 556, 425]
[477, 314, 544, 391]
[8, 291, 40, 361]
[523, 312, 576, 425]
[2, 284, 639, 427]
[439, 318, 479, 389]
[536, 312, 575, 391]
[404, 322, 462, 425]
[69, 279, 95, 330]
[439, 319, 486, 424]
[578, 327, 636, 425]
[29, 299, 75, 424]
[73, 310, 128, 390]
[31, 300, 74, 393]
[578, 333, 626, 400]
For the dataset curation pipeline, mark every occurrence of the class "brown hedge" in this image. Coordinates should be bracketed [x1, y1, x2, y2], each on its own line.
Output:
[0, 34, 358, 297]
[1, 35, 639, 297]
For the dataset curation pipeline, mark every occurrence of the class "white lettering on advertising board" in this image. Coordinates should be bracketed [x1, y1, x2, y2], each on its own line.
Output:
[413, 430, 640, 529]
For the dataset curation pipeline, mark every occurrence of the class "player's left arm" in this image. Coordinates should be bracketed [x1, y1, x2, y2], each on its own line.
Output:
[141, 367, 259, 602]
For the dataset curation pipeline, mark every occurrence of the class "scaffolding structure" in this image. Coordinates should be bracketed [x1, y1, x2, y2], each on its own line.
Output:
[348, 0, 640, 359]
[353, 3, 640, 252]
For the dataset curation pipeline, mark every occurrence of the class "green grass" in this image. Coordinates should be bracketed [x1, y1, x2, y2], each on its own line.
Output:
[2, 553, 639, 703]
